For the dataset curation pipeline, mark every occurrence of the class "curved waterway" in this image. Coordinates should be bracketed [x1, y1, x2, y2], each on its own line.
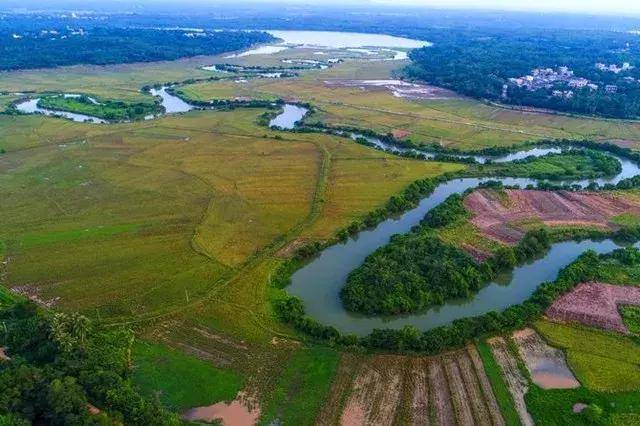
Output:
[288, 149, 640, 336]
[14, 87, 307, 127]
[14, 98, 107, 123]
[269, 104, 308, 129]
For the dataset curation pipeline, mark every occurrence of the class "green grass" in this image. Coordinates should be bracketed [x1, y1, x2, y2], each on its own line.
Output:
[17, 224, 139, 249]
[535, 321, 640, 392]
[132, 341, 244, 411]
[482, 151, 621, 181]
[611, 212, 640, 228]
[0, 286, 17, 307]
[525, 384, 640, 426]
[620, 305, 640, 335]
[525, 321, 640, 424]
[476, 341, 522, 426]
[591, 256, 640, 286]
[259, 347, 340, 426]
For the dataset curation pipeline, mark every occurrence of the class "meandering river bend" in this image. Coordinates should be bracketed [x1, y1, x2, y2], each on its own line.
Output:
[288, 149, 640, 336]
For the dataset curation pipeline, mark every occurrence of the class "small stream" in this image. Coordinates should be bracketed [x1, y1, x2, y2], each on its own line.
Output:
[14, 87, 306, 127]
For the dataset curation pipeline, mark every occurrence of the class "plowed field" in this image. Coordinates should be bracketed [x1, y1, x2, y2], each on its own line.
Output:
[546, 282, 640, 333]
[464, 189, 640, 245]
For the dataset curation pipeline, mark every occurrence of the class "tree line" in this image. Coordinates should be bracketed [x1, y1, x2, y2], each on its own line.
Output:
[1, 28, 274, 71]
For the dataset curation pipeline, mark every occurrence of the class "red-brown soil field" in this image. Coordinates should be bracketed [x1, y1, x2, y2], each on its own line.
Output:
[464, 189, 640, 245]
[546, 282, 640, 333]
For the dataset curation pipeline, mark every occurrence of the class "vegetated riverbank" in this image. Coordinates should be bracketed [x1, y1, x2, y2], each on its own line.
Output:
[272, 139, 640, 354]
[37, 94, 160, 121]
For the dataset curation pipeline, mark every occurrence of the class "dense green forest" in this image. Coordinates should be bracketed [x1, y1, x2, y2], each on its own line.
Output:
[0, 28, 274, 70]
[406, 28, 640, 118]
[0, 290, 178, 425]
[340, 194, 551, 315]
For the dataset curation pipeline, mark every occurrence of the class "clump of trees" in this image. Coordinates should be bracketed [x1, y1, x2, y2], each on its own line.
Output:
[484, 149, 622, 181]
[340, 191, 551, 315]
[0, 297, 179, 425]
[37, 95, 160, 122]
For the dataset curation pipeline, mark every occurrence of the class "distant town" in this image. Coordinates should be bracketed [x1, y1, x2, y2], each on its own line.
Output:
[506, 63, 636, 99]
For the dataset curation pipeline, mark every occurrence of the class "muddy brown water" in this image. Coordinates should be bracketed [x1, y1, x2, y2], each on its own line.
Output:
[513, 328, 580, 390]
[182, 391, 260, 425]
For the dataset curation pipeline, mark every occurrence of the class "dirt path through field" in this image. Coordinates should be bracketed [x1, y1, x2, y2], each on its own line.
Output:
[443, 355, 475, 425]
[467, 346, 505, 426]
[457, 350, 493, 424]
[409, 358, 430, 426]
[488, 337, 534, 426]
[425, 359, 453, 426]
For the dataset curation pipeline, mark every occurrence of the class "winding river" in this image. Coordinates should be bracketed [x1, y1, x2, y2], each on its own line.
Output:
[14, 87, 308, 127]
[12, 84, 640, 336]
[288, 147, 640, 336]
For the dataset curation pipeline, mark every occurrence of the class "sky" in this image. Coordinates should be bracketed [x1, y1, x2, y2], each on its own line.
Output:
[7, 0, 640, 17]
[371, 0, 640, 15]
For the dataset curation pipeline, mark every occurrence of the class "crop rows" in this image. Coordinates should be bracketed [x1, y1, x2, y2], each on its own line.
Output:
[325, 346, 504, 425]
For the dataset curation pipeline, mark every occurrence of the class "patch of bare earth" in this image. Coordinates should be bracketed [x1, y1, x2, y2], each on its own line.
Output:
[428, 358, 455, 426]
[331, 349, 505, 426]
[408, 358, 429, 426]
[392, 129, 412, 139]
[487, 337, 534, 426]
[464, 189, 640, 245]
[275, 238, 311, 258]
[10, 284, 60, 307]
[317, 353, 361, 426]
[467, 346, 505, 426]
[0, 347, 10, 361]
[443, 354, 475, 425]
[512, 328, 579, 389]
[546, 282, 640, 333]
[340, 355, 404, 426]
[182, 391, 260, 426]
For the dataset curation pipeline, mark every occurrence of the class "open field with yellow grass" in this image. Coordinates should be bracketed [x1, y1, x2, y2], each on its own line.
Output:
[169, 60, 640, 151]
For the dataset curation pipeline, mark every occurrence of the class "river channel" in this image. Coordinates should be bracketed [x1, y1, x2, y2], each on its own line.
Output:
[287, 148, 640, 336]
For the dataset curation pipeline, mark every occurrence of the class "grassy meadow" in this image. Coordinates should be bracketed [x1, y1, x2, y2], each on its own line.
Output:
[179, 60, 640, 151]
